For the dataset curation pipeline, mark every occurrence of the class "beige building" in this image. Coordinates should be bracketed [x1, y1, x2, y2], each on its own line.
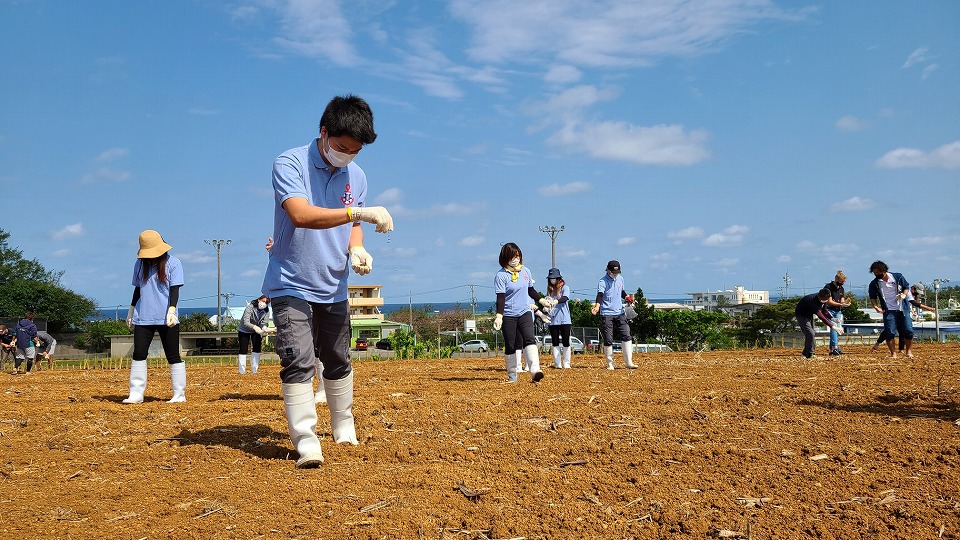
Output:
[685, 286, 769, 310]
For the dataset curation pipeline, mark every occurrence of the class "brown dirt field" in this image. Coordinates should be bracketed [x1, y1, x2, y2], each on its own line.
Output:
[2, 345, 960, 539]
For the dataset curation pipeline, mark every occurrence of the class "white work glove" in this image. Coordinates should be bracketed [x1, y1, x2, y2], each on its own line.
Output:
[253, 326, 264, 335]
[834, 325, 844, 335]
[126, 306, 135, 330]
[535, 310, 551, 324]
[350, 206, 394, 233]
[591, 302, 600, 315]
[493, 314, 503, 331]
[166, 306, 179, 327]
[350, 245, 374, 275]
[539, 297, 558, 308]
[895, 292, 906, 303]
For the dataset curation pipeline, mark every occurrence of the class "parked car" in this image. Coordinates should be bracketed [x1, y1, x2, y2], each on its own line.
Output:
[458, 339, 489, 352]
[354, 337, 368, 350]
[634, 343, 673, 353]
[586, 339, 620, 352]
[375, 338, 393, 350]
[539, 336, 585, 354]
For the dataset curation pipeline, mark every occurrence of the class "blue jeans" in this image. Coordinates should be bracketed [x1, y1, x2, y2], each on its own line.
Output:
[880, 309, 913, 343]
[827, 308, 843, 350]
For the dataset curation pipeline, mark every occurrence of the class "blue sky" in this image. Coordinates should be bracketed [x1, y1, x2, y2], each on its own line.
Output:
[2, 0, 958, 313]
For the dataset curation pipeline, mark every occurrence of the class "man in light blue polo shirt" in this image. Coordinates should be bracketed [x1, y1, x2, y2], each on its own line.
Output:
[262, 95, 394, 469]
[591, 260, 637, 370]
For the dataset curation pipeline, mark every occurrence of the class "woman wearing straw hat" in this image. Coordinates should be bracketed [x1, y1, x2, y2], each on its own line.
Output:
[122, 230, 186, 404]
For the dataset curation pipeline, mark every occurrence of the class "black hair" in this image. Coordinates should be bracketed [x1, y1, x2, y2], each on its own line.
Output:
[817, 288, 831, 300]
[319, 94, 377, 144]
[869, 260, 888, 274]
[499, 243, 522, 268]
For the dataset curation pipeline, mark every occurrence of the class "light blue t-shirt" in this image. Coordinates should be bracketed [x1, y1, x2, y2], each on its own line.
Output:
[494, 266, 535, 317]
[598, 273, 624, 316]
[548, 284, 572, 325]
[261, 138, 367, 303]
[131, 255, 184, 325]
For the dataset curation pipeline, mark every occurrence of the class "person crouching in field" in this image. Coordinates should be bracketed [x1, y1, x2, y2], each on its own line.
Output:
[238, 295, 274, 374]
[794, 288, 843, 359]
[12, 311, 37, 375]
[493, 242, 546, 383]
[35, 330, 57, 369]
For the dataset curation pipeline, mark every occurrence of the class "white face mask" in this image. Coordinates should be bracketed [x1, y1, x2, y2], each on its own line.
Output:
[508, 257, 521, 269]
[549, 278, 557, 285]
[323, 136, 356, 168]
[258, 301, 267, 310]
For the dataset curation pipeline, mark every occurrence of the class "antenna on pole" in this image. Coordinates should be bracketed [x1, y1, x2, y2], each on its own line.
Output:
[538, 225, 565, 268]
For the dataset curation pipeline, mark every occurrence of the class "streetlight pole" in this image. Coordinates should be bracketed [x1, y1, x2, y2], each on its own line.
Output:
[933, 278, 950, 342]
[434, 310, 441, 360]
[116, 304, 123, 320]
[204, 239, 232, 331]
[538, 225, 565, 269]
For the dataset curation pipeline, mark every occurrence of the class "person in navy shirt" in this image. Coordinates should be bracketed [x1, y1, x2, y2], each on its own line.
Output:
[262, 95, 394, 468]
[794, 288, 842, 359]
[12, 311, 37, 375]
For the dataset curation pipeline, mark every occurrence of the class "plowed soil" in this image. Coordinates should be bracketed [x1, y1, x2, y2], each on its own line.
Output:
[2, 345, 959, 539]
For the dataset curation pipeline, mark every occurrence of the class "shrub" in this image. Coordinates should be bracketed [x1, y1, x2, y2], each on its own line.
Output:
[81, 319, 131, 353]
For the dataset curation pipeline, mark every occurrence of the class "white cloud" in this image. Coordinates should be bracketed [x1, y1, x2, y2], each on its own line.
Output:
[547, 119, 711, 166]
[651, 252, 675, 262]
[393, 247, 418, 258]
[921, 64, 939, 80]
[777, 255, 791, 263]
[907, 236, 944, 246]
[460, 236, 485, 247]
[80, 167, 131, 185]
[544, 65, 582, 84]
[177, 251, 216, 264]
[795, 240, 817, 252]
[835, 115, 863, 132]
[902, 47, 929, 69]
[538, 181, 590, 196]
[712, 258, 739, 267]
[560, 248, 588, 258]
[702, 225, 749, 247]
[53, 249, 71, 257]
[97, 147, 128, 161]
[667, 226, 704, 244]
[52, 223, 85, 240]
[374, 187, 404, 205]
[875, 141, 960, 169]
[617, 237, 636, 246]
[830, 196, 876, 212]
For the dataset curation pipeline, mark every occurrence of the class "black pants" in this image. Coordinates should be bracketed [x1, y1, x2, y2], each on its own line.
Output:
[133, 324, 182, 364]
[549, 324, 571, 347]
[238, 331, 263, 354]
[601, 314, 631, 346]
[502, 313, 536, 354]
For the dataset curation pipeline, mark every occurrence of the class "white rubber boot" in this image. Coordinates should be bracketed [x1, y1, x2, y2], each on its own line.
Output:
[323, 371, 359, 445]
[504, 353, 518, 382]
[238, 354, 247, 374]
[168, 362, 186, 403]
[562, 346, 572, 369]
[250, 352, 261, 374]
[315, 360, 327, 403]
[604, 346, 615, 370]
[525, 344, 544, 382]
[551, 346, 561, 368]
[122, 360, 147, 404]
[282, 381, 324, 468]
[623, 341, 636, 369]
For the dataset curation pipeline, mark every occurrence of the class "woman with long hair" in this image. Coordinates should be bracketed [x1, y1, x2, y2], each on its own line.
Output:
[545, 268, 573, 369]
[122, 230, 186, 403]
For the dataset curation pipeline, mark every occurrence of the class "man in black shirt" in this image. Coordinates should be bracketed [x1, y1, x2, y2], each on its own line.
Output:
[823, 271, 851, 356]
[795, 288, 843, 359]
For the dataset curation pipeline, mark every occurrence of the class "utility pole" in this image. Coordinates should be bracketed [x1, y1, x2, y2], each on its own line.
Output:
[538, 225, 565, 269]
[468, 284, 477, 320]
[783, 271, 791, 299]
[204, 239, 231, 331]
[933, 278, 950, 342]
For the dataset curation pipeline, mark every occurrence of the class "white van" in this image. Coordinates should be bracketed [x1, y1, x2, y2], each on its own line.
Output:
[634, 343, 673, 353]
[539, 336, 585, 354]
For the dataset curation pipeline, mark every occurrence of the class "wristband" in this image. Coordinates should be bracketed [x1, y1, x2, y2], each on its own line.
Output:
[346, 207, 353, 222]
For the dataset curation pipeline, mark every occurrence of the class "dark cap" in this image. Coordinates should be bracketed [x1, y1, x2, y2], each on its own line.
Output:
[606, 260, 621, 273]
[547, 268, 562, 280]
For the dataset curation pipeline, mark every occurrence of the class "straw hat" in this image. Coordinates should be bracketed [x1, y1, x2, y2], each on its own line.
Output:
[137, 230, 172, 259]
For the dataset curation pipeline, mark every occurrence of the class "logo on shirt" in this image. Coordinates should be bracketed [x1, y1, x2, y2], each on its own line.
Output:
[340, 184, 354, 206]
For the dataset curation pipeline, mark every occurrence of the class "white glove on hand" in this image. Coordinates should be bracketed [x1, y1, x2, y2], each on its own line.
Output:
[493, 313, 503, 331]
[253, 326, 264, 335]
[535, 310, 551, 324]
[539, 297, 558, 308]
[351, 206, 394, 233]
[126, 306, 135, 330]
[166, 306, 179, 327]
[350, 245, 374, 275]
[896, 292, 906, 303]
[591, 302, 600, 315]
[834, 325, 844, 335]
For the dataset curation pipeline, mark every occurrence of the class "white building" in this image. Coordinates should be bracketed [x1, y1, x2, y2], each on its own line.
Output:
[685, 286, 769, 310]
